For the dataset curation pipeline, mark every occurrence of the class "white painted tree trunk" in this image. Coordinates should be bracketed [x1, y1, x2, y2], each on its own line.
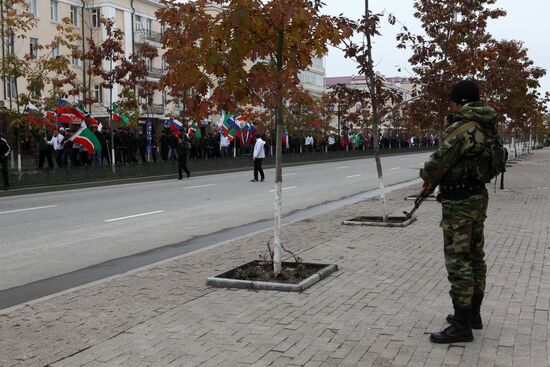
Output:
[273, 180, 282, 276]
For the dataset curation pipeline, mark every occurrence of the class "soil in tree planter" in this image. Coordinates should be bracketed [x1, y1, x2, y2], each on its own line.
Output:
[217, 260, 327, 284]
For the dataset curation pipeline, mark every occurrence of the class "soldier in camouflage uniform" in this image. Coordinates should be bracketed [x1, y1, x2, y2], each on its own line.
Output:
[420, 80, 497, 344]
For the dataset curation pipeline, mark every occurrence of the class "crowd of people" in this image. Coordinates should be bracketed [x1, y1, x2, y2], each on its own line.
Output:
[25, 124, 439, 170]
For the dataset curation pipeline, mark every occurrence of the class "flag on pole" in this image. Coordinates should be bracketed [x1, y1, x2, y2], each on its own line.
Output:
[112, 103, 129, 125]
[77, 101, 99, 126]
[282, 130, 289, 149]
[25, 102, 40, 112]
[27, 112, 54, 130]
[246, 123, 256, 145]
[70, 126, 102, 157]
[167, 118, 183, 135]
[56, 99, 88, 121]
[188, 121, 202, 139]
[55, 98, 99, 126]
[221, 113, 237, 142]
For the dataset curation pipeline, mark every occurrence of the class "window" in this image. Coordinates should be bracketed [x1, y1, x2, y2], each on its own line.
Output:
[135, 15, 142, 30]
[7, 77, 17, 98]
[93, 85, 103, 103]
[91, 8, 100, 28]
[5, 33, 15, 55]
[161, 57, 167, 71]
[162, 90, 167, 106]
[52, 45, 59, 58]
[146, 58, 153, 71]
[71, 46, 80, 66]
[28, 0, 37, 17]
[146, 19, 153, 37]
[29, 38, 39, 57]
[50, 1, 58, 22]
[70, 6, 79, 26]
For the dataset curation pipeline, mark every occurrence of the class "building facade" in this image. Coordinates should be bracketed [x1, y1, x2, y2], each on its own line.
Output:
[0, 1, 325, 129]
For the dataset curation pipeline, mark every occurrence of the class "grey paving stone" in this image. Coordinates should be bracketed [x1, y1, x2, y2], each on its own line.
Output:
[3, 150, 550, 367]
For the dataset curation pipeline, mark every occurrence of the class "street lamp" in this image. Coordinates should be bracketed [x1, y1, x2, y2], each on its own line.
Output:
[328, 103, 342, 139]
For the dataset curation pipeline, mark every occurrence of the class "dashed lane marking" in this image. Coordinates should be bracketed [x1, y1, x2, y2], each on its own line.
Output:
[0, 205, 58, 215]
[184, 184, 217, 190]
[105, 210, 165, 223]
[269, 186, 297, 193]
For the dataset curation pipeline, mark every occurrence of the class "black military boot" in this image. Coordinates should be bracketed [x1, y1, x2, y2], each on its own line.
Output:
[431, 308, 473, 343]
[446, 295, 483, 329]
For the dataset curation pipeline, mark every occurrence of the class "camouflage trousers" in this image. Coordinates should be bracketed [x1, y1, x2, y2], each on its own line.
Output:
[440, 191, 489, 309]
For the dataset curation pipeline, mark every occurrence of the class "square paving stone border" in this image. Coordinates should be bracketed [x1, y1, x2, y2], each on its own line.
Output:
[342, 215, 417, 227]
[206, 261, 338, 292]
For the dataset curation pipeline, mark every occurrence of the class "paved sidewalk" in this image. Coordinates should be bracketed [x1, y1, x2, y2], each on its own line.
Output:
[1, 149, 550, 367]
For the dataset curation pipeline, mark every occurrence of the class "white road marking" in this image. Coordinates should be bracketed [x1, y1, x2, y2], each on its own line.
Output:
[336, 166, 349, 169]
[282, 173, 297, 177]
[0, 205, 58, 215]
[269, 186, 297, 193]
[105, 210, 165, 223]
[391, 167, 401, 171]
[346, 174, 362, 178]
[184, 184, 216, 190]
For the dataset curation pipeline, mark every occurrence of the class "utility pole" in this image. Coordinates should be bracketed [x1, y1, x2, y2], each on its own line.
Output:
[1, 0, 6, 102]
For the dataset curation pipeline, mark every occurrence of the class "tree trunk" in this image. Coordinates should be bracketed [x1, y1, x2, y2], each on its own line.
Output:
[273, 28, 284, 276]
[364, 0, 388, 221]
[14, 76, 21, 172]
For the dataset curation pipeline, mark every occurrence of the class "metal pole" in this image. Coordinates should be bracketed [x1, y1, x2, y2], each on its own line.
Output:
[81, 0, 86, 104]
[1, 0, 6, 102]
[110, 61, 115, 172]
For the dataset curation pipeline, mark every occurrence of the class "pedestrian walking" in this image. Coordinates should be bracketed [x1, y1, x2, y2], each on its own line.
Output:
[420, 80, 502, 344]
[251, 134, 265, 182]
[177, 134, 190, 180]
[0, 132, 10, 190]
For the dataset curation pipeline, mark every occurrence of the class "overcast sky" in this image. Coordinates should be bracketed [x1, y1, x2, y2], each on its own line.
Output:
[321, 0, 550, 95]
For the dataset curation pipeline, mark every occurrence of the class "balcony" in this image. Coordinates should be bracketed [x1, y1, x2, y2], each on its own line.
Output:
[143, 104, 164, 116]
[147, 67, 165, 79]
[135, 29, 162, 44]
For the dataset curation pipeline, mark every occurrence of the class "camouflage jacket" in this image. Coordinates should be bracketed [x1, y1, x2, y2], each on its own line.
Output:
[420, 102, 497, 186]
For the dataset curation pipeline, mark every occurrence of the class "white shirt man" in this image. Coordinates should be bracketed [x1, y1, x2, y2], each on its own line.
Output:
[251, 136, 265, 182]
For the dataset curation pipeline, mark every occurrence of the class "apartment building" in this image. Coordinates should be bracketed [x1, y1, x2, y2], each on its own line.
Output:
[298, 57, 326, 98]
[0, 1, 325, 129]
[0, 0, 182, 127]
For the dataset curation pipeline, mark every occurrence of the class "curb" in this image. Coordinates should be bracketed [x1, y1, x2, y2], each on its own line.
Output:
[206, 263, 338, 292]
[0, 150, 433, 197]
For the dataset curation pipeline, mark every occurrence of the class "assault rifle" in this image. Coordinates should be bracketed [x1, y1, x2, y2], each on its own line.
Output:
[403, 190, 430, 219]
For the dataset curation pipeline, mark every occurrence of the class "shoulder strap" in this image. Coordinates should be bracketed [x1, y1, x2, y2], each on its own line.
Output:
[443, 121, 480, 144]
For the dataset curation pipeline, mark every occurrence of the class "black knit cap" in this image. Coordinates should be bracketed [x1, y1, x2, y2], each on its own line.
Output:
[450, 80, 480, 105]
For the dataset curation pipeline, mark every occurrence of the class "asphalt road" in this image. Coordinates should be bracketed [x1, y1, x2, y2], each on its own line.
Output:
[0, 152, 430, 291]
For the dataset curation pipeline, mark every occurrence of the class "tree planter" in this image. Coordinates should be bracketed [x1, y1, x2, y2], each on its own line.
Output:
[342, 216, 417, 227]
[207, 261, 338, 292]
